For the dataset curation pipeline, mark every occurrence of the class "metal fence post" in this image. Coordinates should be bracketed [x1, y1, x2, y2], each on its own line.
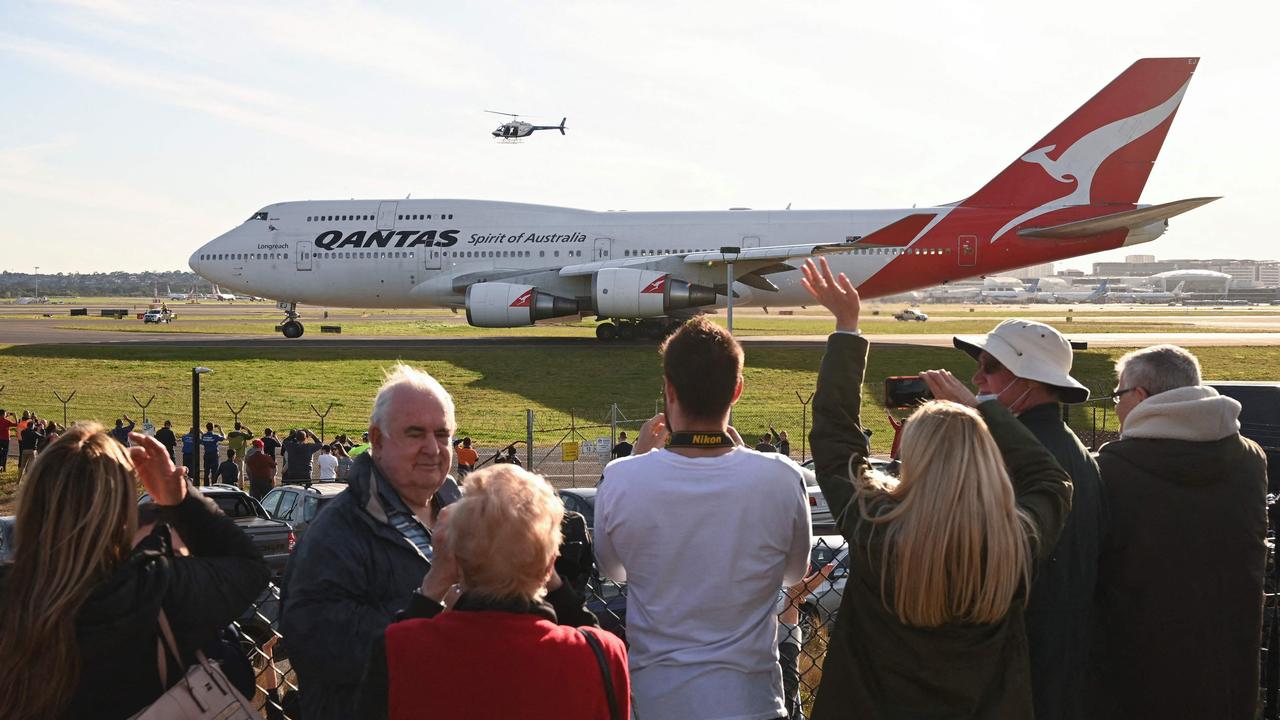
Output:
[796, 391, 814, 462]
[526, 409, 534, 469]
[53, 390, 76, 428]
[610, 403, 622, 452]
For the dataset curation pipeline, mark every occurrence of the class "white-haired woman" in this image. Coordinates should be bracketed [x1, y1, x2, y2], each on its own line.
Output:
[0, 424, 270, 719]
[800, 258, 1071, 719]
[358, 464, 629, 720]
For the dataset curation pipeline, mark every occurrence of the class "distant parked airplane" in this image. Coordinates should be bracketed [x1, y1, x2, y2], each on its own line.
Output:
[190, 58, 1216, 339]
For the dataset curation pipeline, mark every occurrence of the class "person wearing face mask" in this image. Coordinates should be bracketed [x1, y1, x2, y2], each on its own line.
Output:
[953, 319, 1102, 720]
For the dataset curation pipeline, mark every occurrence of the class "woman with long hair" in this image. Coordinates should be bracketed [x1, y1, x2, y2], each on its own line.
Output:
[0, 424, 270, 719]
[801, 259, 1071, 719]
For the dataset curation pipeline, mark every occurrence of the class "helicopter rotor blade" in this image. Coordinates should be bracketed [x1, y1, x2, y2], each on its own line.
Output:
[484, 110, 520, 117]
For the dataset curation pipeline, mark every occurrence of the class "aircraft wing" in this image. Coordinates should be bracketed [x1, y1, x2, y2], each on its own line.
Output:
[557, 241, 859, 279]
[1017, 197, 1220, 239]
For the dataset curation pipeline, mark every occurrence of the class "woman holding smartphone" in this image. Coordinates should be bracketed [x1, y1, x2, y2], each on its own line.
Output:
[801, 258, 1071, 719]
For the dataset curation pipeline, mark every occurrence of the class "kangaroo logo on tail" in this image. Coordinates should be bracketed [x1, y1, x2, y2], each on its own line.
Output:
[990, 79, 1191, 243]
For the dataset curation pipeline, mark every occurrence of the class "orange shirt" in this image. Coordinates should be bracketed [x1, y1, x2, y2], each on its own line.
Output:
[456, 447, 479, 466]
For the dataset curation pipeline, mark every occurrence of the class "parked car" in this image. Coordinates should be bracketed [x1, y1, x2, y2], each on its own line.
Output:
[558, 487, 598, 530]
[1208, 381, 1280, 493]
[585, 574, 628, 642]
[142, 308, 174, 324]
[139, 484, 294, 578]
[260, 481, 347, 543]
[802, 535, 850, 629]
[801, 456, 896, 531]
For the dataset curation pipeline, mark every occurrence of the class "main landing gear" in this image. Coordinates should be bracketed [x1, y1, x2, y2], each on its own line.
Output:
[595, 318, 682, 342]
[276, 302, 304, 339]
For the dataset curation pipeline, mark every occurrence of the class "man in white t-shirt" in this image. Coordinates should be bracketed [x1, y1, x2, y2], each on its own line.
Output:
[595, 317, 812, 720]
[315, 444, 338, 480]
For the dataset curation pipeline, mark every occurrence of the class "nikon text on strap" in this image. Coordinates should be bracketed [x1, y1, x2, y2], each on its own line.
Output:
[667, 431, 735, 449]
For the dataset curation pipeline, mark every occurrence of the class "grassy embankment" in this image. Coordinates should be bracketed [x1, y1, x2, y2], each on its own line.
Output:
[3, 342, 1279, 512]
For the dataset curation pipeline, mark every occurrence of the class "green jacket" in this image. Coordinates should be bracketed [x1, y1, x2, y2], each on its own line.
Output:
[809, 333, 1072, 720]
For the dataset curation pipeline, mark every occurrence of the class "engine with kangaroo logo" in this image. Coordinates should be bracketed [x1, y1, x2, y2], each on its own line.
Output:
[592, 268, 717, 318]
[465, 283, 579, 327]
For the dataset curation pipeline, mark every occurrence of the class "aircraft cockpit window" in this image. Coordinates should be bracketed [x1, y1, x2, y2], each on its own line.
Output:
[247, 211, 268, 221]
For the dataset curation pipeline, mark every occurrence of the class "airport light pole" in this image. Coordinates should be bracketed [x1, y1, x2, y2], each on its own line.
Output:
[33, 266, 39, 298]
[720, 246, 740, 335]
[192, 367, 212, 485]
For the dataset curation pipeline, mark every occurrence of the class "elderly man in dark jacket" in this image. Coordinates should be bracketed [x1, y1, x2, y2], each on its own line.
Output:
[281, 365, 462, 720]
[1094, 344, 1267, 720]
[954, 319, 1103, 720]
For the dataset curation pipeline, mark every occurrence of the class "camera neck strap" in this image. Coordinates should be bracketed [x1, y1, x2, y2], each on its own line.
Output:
[666, 431, 735, 449]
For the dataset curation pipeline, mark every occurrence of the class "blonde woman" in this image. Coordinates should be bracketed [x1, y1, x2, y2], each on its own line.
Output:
[801, 258, 1071, 719]
[358, 464, 629, 719]
[0, 425, 270, 720]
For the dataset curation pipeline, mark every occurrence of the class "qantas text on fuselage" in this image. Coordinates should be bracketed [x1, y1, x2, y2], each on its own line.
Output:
[190, 58, 1216, 339]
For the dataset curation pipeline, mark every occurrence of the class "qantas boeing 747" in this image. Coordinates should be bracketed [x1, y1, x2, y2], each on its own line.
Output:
[190, 58, 1215, 340]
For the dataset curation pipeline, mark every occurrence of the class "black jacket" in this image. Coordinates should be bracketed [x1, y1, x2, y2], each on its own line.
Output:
[0, 488, 269, 719]
[154, 427, 177, 452]
[1094, 426, 1266, 719]
[280, 453, 457, 720]
[1017, 403, 1104, 720]
[809, 333, 1072, 720]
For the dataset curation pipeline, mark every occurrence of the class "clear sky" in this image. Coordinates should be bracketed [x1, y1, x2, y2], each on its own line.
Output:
[1, 0, 1275, 274]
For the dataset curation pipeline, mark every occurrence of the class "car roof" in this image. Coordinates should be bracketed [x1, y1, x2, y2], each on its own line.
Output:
[559, 487, 597, 498]
[276, 481, 349, 496]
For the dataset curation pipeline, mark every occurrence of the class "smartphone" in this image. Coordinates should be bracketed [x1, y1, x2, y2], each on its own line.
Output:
[884, 376, 933, 409]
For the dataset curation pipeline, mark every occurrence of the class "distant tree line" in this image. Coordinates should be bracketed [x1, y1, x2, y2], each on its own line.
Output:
[0, 271, 203, 298]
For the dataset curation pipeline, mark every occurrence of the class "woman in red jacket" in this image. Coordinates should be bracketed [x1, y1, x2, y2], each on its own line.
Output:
[358, 464, 629, 720]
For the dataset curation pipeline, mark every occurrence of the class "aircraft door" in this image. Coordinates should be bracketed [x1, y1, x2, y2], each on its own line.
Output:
[297, 241, 313, 271]
[377, 202, 398, 231]
[422, 246, 442, 271]
[742, 236, 760, 249]
[958, 235, 977, 267]
[594, 238, 612, 261]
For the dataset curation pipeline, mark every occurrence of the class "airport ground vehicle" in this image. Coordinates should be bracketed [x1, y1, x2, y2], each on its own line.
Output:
[142, 308, 174, 323]
[260, 481, 347, 543]
[140, 485, 294, 577]
[893, 308, 929, 322]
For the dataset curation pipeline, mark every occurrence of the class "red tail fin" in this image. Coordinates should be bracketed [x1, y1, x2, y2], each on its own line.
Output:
[964, 58, 1198, 210]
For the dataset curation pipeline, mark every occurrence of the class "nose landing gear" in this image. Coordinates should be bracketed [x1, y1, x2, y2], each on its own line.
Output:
[276, 302, 304, 339]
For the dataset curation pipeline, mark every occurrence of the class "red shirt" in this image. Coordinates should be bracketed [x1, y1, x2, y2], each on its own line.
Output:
[386, 611, 628, 720]
[0, 417, 17, 441]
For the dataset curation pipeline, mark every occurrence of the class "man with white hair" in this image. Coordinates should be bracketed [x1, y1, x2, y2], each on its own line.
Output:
[1092, 344, 1266, 720]
[282, 364, 463, 720]
[954, 319, 1103, 720]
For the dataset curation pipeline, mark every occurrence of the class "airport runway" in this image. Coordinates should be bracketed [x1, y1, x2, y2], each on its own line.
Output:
[6, 317, 1280, 349]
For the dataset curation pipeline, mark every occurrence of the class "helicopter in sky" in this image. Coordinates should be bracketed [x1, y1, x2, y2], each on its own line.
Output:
[486, 111, 567, 141]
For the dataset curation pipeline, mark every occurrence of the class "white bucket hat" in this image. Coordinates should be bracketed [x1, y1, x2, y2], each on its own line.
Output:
[953, 319, 1090, 404]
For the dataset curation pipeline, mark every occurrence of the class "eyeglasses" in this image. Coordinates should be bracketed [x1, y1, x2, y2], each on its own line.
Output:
[1110, 387, 1142, 403]
[978, 356, 1006, 375]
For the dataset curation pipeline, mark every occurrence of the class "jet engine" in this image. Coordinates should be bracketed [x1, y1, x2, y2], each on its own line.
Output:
[593, 268, 718, 318]
[464, 283, 579, 327]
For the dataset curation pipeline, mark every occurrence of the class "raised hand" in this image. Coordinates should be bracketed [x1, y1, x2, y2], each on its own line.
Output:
[127, 431, 188, 505]
[800, 257, 861, 333]
[920, 369, 979, 407]
[632, 412, 669, 454]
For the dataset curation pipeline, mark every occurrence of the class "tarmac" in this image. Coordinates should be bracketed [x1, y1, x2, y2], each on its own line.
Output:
[5, 302, 1280, 348]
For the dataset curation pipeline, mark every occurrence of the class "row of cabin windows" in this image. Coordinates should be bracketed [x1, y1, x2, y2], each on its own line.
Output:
[308, 251, 417, 260]
[303, 213, 457, 222]
[200, 252, 288, 261]
[621, 247, 952, 257]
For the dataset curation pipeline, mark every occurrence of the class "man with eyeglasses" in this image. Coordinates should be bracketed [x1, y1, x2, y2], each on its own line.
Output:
[953, 319, 1101, 720]
[1092, 344, 1266, 720]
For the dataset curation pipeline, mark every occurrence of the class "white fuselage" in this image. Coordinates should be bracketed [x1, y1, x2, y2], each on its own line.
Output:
[191, 199, 955, 310]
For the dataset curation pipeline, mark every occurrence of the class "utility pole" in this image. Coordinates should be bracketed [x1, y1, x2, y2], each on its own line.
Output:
[720, 246, 740, 335]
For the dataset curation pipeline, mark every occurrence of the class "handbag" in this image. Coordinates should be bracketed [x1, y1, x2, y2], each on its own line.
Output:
[579, 628, 622, 720]
[129, 609, 259, 719]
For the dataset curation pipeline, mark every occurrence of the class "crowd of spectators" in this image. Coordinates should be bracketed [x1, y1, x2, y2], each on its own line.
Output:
[0, 256, 1270, 719]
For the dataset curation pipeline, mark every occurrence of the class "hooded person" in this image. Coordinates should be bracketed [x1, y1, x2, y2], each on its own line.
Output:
[1092, 344, 1266, 720]
[952, 319, 1103, 720]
